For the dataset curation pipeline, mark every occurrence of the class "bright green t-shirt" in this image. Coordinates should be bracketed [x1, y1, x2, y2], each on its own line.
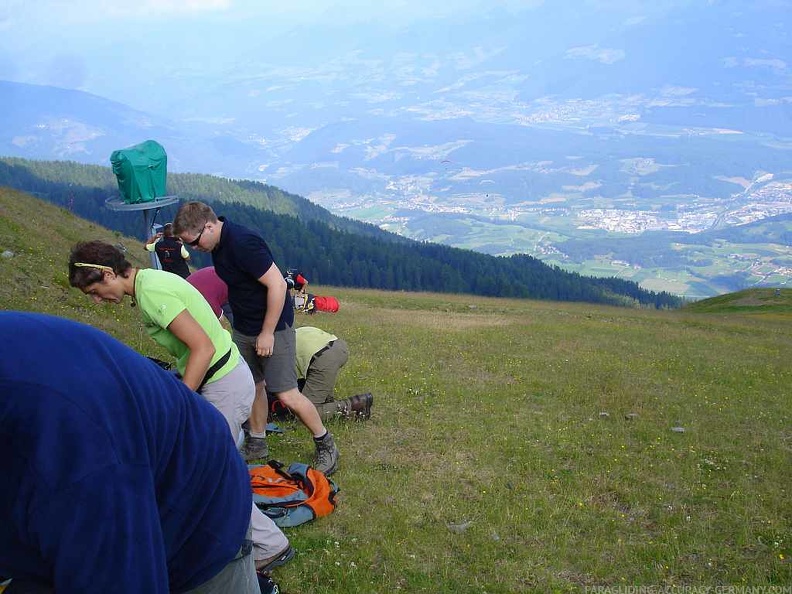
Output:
[135, 269, 239, 384]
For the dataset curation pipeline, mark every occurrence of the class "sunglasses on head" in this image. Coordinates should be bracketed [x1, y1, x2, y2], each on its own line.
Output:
[74, 262, 114, 273]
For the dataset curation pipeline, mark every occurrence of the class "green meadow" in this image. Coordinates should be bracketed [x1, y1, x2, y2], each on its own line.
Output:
[1, 188, 790, 592]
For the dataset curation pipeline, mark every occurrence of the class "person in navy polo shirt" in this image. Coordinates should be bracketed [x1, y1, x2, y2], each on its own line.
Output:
[174, 202, 340, 475]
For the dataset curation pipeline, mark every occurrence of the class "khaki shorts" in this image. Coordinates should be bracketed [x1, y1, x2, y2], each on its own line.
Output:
[233, 326, 298, 393]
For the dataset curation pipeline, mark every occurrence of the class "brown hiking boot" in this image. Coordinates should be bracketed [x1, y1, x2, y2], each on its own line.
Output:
[314, 432, 339, 475]
[241, 435, 269, 462]
[347, 392, 373, 420]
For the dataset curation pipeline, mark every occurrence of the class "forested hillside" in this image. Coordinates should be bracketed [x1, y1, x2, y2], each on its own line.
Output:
[0, 157, 682, 308]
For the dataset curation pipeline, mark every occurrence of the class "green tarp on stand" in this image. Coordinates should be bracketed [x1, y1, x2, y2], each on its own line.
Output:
[110, 140, 168, 204]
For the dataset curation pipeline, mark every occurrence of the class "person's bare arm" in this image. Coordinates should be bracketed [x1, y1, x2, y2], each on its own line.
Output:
[255, 263, 288, 357]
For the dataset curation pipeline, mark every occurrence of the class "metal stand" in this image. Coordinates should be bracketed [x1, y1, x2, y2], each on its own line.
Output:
[105, 195, 180, 270]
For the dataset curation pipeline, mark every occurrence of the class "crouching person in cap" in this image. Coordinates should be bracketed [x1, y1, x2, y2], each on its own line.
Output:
[0, 312, 263, 594]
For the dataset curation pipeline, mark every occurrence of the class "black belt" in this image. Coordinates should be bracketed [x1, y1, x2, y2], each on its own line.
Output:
[310, 340, 335, 364]
[198, 348, 233, 391]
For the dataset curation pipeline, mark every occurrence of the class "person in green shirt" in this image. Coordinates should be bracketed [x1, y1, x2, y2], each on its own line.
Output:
[67, 240, 293, 575]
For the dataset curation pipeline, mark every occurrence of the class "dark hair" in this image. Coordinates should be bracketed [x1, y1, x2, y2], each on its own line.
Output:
[68, 241, 133, 289]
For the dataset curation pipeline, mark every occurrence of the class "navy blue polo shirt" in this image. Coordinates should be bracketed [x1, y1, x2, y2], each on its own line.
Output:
[211, 217, 294, 336]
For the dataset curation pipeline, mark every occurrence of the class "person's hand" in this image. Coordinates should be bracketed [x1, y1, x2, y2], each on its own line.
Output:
[256, 332, 275, 357]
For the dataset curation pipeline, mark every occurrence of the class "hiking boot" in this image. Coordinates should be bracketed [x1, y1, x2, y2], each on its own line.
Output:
[241, 435, 269, 462]
[255, 544, 295, 573]
[314, 432, 339, 476]
[346, 392, 373, 421]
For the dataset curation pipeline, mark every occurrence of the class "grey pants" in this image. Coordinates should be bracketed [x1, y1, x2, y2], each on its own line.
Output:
[200, 357, 255, 448]
[201, 357, 290, 563]
[185, 527, 259, 594]
[5, 529, 259, 594]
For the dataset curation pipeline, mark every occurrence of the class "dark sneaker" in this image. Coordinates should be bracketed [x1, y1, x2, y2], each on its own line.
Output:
[348, 393, 373, 421]
[255, 544, 295, 573]
[314, 432, 339, 476]
[256, 572, 280, 594]
[257, 572, 281, 594]
[241, 436, 269, 462]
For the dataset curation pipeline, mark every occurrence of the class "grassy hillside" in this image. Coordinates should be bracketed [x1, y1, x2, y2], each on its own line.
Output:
[0, 187, 166, 356]
[684, 288, 792, 315]
[0, 187, 790, 591]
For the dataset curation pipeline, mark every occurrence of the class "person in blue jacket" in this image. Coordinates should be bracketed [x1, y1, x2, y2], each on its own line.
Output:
[0, 312, 261, 594]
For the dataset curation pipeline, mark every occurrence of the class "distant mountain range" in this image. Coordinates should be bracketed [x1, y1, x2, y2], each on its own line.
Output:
[0, 1, 790, 297]
[0, 80, 240, 175]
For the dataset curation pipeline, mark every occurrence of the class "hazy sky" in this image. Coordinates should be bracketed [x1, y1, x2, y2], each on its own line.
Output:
[2, 0, 672, 94]
[1, 0, 536, 26]
[0, 0, 540, 49]
[5, 0, 785, 118]
[0, 0, 550, 99]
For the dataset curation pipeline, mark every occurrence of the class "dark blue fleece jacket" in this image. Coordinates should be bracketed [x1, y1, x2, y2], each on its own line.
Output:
[0, 312, 251, 593]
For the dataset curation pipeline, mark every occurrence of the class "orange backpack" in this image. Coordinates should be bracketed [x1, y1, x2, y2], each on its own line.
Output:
[249, 460, 339, 527]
